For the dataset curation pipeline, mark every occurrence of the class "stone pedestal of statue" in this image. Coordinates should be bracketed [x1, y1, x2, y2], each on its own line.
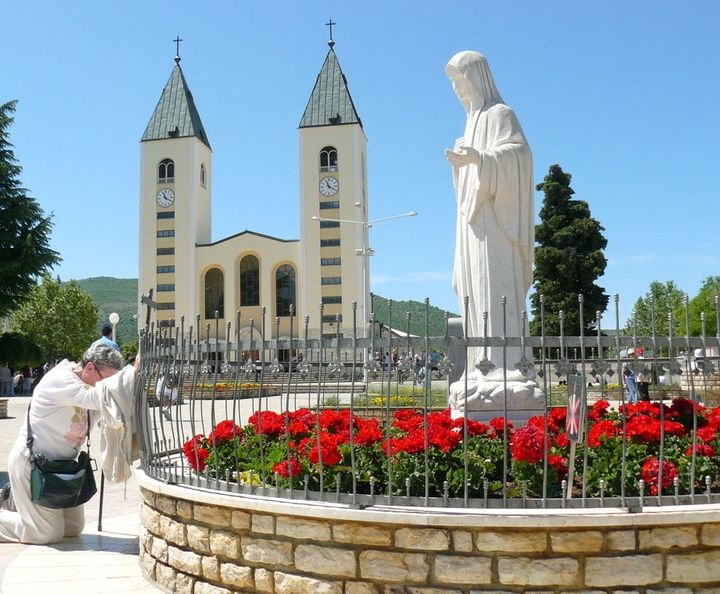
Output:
[448, 357, 545, 423]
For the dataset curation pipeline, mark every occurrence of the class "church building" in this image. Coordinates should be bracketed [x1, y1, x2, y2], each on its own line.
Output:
[138, 36, 370, 346]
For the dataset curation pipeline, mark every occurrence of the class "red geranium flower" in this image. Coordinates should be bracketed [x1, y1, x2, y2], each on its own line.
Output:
[489, 417, 514, 438]
[554, 432, 570, 448]
[248, 410, 285, 438]
[273, 457, 302, 478]
[641, 456, 679, 495]
[706, 407, 720, 430]
[548, 454, 568, 481]
[464, 419, 491, 437]
[428, 425, 462, 452]
[319, 409, 353, 434]
[587, 419, 618, 448]
[207, 419, 242, 446]
[548, 407, 567, 433]
[510, 423, 548, 464]
[288, 408, 315, 427]
[308, 434, 343, 466]
[389, 431, 426, 455]
[685, 443, 715, 457]
[697, 425, 717, 444]
[589, 399, 610, 422]
[354, 418, 384, 446]
[182, 434, 209, 472]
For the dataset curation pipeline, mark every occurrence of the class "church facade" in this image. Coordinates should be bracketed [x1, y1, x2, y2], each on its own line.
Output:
[138, 42, 370, 345]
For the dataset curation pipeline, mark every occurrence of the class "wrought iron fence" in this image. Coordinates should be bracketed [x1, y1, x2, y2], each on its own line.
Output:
[137, 296, 720, 509]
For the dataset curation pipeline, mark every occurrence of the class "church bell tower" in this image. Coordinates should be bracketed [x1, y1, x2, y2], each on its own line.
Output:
[138, 43, 212, 329]
[298, 31, 369, 337]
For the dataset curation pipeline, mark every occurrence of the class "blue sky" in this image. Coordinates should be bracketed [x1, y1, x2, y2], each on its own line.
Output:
[3, 1, 718, 327]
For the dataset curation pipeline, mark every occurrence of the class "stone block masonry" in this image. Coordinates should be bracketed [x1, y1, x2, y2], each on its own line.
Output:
[137, 471, 720, 593]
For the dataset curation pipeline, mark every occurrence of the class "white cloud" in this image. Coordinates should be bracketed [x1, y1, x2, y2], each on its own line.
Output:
[372, 271, 452, 284]
[625, 253, 657, 265]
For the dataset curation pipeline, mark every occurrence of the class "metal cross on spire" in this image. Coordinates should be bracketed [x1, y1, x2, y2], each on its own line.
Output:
[325, 19, 336, 48]
[173, 35, 183, 64]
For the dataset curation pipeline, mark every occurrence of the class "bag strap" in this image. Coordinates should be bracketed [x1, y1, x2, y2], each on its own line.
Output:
[26, 400, 92, 459]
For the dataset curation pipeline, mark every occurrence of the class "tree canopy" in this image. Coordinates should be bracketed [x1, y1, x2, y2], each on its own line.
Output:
[624, 280, 686, 337]
[530, 164, 608, 336]
[686, 276, 720, 337]
[626, 277, 720, 338]
[0, 100, 60, 317]
[10, 275, 98, 361]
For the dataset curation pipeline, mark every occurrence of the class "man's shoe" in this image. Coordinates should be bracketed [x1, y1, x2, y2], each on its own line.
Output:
[1, 483, 14, 511]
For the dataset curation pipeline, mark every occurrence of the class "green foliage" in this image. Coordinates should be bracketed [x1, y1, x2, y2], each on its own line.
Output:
[686, 276, 720, 337]
[0, 331, 42, 367]
[624, 280, 686, 337]
[625, 277, 720, 338]
[371, 294, 459, 336]
[120, 339, 138, 363]
[0, 100, 61, 317]
[10, 275, 98, 361]
[530, 165, 609, 336]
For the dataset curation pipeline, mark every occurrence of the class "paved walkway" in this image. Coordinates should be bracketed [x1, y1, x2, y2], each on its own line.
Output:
[0, 396, 162, 594]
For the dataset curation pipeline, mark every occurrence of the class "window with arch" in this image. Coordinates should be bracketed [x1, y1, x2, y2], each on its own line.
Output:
[204, 267, 224, 319]
[275, 264, 296, 317]
[240, 255, 260, 306]
[319, 146, 338, 172]
[158, 159, 175, 182]
[200, 163, 206, 188]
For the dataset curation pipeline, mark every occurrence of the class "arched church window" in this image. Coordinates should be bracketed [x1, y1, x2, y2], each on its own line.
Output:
[158, 159, 175, 183]
[240, 255, 260, 306]
[275, 264, 296, 317]
[200, 163, 206, 188]
[319, 147, 338, 172]
[204, 267, 224, 319]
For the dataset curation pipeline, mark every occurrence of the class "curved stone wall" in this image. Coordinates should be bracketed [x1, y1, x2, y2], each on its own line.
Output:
[137, 471, 720, 593]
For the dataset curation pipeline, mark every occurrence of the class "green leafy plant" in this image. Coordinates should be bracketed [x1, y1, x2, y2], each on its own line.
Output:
[183, 398, 720, 500]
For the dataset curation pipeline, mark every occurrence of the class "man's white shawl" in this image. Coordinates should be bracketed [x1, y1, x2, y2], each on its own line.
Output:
[97, 366, 137, 483]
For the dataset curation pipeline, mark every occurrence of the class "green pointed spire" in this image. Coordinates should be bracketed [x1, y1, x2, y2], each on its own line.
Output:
[299, 48, 362, 129]
[142, 63, 211, 148]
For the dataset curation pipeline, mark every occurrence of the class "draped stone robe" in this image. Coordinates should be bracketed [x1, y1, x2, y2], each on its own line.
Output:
[451, 101, 534, 376]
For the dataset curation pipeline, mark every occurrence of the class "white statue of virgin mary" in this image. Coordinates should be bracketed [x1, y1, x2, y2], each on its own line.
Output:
[444, 51, 543, 418]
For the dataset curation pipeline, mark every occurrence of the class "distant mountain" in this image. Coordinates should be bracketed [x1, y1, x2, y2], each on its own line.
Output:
[372, 295, 459, 337]
[73, 277, 458, 342]
[73, 277, 138, 345]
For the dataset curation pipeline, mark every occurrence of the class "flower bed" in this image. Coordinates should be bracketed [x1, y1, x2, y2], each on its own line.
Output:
[183, 397, 720, 499]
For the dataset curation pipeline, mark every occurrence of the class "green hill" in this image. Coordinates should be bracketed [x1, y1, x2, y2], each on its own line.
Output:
[73, 277, 458, 343]
[73, 277, 138, 345]
[372, 295, 459, 336]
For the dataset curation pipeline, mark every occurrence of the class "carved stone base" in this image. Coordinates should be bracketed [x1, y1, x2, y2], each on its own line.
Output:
[448, 369, 545, 423]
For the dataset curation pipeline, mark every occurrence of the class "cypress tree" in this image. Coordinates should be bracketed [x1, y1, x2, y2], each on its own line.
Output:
[530, 164, 608, 336]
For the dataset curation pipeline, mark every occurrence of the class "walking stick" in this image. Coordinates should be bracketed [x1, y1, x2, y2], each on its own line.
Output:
[97, 470, 105, 531]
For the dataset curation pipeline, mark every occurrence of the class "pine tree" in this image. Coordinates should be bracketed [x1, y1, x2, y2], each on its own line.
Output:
[0, 100, 60, 317]
[530, 164, 608, 336]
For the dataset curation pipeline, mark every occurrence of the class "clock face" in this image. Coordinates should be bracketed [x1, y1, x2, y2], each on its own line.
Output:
[156, 188, 175, 208]
[319, 176, 339, 196]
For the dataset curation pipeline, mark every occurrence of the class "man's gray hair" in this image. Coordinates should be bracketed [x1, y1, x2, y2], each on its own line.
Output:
[81, 344, 124, 371]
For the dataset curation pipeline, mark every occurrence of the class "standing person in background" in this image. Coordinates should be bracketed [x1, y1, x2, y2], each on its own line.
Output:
[0, 362, 12, 396]
[635, 347, 651, 402]
[21, 364, 32, 395]
[623, 348, 638, 404]
[622, 361, 637, 404]
[91, 323, 119, 352]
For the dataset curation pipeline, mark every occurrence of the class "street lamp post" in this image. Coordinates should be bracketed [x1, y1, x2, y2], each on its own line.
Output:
[109, 312, 120, 342]
[311, 210, 417, 337]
